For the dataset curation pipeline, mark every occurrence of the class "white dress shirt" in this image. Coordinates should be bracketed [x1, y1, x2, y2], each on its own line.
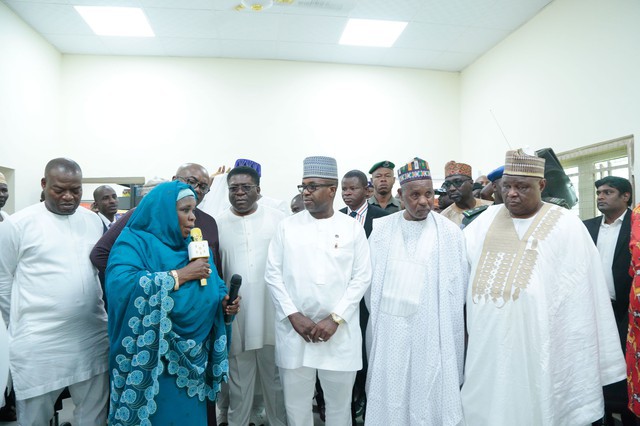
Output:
[596, 210, 628, 300]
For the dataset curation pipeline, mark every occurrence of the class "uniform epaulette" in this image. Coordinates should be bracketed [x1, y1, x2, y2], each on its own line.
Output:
[542, 197, 570, 209]
[462, 204, 489, 218]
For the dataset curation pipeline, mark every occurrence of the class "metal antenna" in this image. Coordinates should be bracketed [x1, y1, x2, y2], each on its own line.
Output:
[489, 109, 512, 149]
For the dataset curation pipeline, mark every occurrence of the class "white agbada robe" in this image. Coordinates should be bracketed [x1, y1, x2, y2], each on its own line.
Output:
[0, 203, 109, 400]
[215, 205, 286, 354]
[216, 204, 287, 426]
[462, 204, 626, 426]
[365, 212, 467, 426]
[0, 211, 8, 221]
[264, 210, 372, 371]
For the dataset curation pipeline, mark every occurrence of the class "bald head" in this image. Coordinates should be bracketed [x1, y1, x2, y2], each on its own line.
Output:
[93, 185, 118, 221]
[175, 163, 208, 179]
[173, 163, 210, 206]
[41, 157, 83, 216]
[44, 158, 82, 178]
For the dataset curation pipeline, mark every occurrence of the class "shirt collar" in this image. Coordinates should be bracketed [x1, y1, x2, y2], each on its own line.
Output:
[97, 211, 114, 227]
[600, 209, 628, 226]
[347, 200, 369, 216]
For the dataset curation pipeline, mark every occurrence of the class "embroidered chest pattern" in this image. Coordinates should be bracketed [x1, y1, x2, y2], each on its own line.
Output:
[472, 206, 561, 307]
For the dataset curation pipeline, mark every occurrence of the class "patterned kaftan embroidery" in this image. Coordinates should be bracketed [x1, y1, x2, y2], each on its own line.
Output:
[109, 272, 228, 426]
[472, 204, 561, 307]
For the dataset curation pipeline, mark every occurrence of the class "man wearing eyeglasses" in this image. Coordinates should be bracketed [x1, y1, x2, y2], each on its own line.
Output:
[215, 166, 287, 426]
[166, 163, 222, 279]
[234, 158, 291, 216]
[265, 156, 372, 426]
[440, 161, 492, 226]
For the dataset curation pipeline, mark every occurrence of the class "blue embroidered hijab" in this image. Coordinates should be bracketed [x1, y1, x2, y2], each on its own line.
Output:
[106, 180, 229, 426]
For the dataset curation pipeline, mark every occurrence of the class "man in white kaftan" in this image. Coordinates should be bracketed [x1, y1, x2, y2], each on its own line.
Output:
[234, 158, 291, 215]
[0, 158, 109, 425]
[461, 149, 626, 426]
[365, 158, 467, 426]
[216, 166, 287, 426]
[265, 156, 372, 426]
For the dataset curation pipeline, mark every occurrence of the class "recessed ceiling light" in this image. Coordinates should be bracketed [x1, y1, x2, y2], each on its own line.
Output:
[339, 18, 408, 48]
[74, 6, 155, 37]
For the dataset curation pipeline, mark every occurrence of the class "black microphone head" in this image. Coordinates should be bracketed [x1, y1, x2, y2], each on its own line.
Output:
[230, 274, 242, 286]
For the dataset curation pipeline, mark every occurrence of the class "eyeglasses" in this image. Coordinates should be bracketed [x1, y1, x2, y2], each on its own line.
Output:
[442, 178, 471, 189]
[297, 183, 334, 193]
[228, 184, 257, 193]
[177, 176, 210, 194]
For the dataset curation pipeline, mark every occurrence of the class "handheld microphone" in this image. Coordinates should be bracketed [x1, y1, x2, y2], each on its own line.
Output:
[189, 228, 209, 286]
[225, 274, 242, 325]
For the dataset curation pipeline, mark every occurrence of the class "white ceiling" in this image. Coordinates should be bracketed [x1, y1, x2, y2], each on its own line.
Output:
[2, 0, 553, 71]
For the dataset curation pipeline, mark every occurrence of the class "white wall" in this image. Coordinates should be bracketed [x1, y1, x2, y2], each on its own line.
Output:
[460, 0, 640, 185]
[60, 56, 460, 203]
[0, 3, 62, 212]
[9, 0, 639, 210]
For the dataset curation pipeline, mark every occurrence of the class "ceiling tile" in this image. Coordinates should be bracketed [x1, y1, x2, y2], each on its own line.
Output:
[378, 47, 442, 69]
[413, 0, 487, 26]
[145, 7, 217, 38]
[219, 39, 279, 59]
[0, 0, 555, 71]
[348, 0, 424, 21]
[277, 14, 347, 44]
[473, 0, 551, 30]
[215, 10, 280, 41]
[4, 0, 69, 4]
[141, 0, 213, 9]
[276, 40, 334, 62]
[3, 1, 93, 35]
[160, 37, 221, 57]
[394, 22, 467, 51]
[46, 34, 110, 54]
[324, 44, 386, 65]
[100, 36, 165, 55]
[72, 0, 141, 6]
[276, 0, 357, 17]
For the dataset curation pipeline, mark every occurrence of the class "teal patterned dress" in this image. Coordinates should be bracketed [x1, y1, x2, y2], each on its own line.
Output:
[106, 181, 229, 425]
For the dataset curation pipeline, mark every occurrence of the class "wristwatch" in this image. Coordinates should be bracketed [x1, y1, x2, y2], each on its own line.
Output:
[330, 313, 345, 325]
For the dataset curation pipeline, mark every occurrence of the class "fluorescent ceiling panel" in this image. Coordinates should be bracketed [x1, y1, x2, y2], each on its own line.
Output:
[339, 18, 407, 47]
[74, 6, 155, 37]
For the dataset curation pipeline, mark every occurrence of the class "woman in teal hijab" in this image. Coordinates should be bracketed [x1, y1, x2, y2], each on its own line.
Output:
[106, 181, 236, 425]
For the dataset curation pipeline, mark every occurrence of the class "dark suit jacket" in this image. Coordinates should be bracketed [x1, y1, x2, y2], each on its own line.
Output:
[340, 204, 390, 238]
[583, 208, 632, 349]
